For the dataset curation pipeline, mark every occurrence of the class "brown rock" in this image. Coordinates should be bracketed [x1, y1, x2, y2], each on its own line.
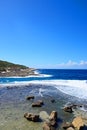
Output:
[24, 113, 39, 122]
[63, 106, 73, 113]
[43, 111, 58, 130]
[32, 102, 42, 107]
[49, 111, 57, 121]
[26, 95, 34, 100]
[32, 100, 44, 107]
[72, 116, 84, 130]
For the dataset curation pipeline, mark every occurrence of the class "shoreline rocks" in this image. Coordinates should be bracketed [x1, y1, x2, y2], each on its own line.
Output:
[43, 111, 58, 130]
[24, 96, 87, 130]
[72, 116, 84, 130]
[24, 113, 39, 122]
[32, 100, 44, 107]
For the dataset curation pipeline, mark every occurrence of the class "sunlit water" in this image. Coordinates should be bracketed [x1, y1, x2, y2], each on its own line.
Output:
[0, 69, 87, 130]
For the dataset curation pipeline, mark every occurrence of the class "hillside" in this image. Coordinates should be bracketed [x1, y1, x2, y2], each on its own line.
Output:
[0, 60, 35, 77]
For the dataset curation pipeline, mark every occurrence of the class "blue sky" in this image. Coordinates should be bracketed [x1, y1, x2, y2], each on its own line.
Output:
[0, 0, 87, 69]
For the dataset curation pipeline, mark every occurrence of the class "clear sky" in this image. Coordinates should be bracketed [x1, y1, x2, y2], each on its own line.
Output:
[0, 0, 87, 69]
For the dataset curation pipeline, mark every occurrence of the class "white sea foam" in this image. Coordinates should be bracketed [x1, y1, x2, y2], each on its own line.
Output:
[39, 88, 45, 97]
[26, 74, 52, 78]
[28, 80, 87, 99]
[0, 79, 87, 99]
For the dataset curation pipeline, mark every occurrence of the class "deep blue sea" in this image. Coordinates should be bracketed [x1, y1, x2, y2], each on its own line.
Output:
[0, 69, 87, 83]
[0, 69, 87, 99]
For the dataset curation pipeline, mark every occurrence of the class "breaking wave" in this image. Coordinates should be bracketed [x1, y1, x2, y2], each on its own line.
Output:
[0, 79, 87, 99]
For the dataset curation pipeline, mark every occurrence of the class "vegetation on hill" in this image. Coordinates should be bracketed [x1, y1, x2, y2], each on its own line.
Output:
[0, 60, 35, 77]
[0, 60, 28, 71]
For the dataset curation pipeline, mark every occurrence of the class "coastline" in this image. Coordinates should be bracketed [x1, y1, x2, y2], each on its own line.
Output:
[0, 83, 87, 130]
[0, 68, 37, 77]
[0, 69, 87, 130]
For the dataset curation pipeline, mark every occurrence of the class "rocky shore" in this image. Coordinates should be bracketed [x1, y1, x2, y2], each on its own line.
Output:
[0, 60, 37, 77]
[0, 68, 36, 77]
[24, 95, 87, 130]
[0, 83, 87, 130]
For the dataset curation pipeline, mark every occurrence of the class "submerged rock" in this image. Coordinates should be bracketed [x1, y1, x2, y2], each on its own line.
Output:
[40, 111, 49, 121]
[51, 99, 55, 103]
[32, 100, 44, 107]
[26, 95, 34, 100]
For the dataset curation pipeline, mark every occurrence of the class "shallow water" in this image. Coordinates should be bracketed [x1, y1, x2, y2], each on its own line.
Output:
[0, 84, 86, 130]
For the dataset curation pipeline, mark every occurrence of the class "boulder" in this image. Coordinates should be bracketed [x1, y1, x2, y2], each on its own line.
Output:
[32, 102, 42, 107]
[72, 116, 84, 130]
[32, 100, 44, 107]
[63, 106, 73, 113]
[26, 95, 34, 100]
[24, 113, 39, 122]
[42, 111, 58, 130]
[49, 111, 58, 121]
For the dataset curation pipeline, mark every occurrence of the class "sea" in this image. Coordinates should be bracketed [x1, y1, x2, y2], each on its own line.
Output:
[0, 69, 87, 130]
[0, 69, 87, 99]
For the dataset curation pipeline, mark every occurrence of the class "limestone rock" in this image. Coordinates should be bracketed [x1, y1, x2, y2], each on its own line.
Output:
[72, 116, 84, 130]
[49, 111, 58, 121]
[24, 113, 39, 122]
[32, 100, 44, 107]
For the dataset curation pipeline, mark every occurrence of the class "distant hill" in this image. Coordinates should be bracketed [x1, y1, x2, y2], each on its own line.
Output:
[0, 60, 28, 71]
[0, 60, 35, 77]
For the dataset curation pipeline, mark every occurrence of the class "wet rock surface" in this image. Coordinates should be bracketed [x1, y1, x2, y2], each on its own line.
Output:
[24, 113, 39, 122]
[32, 100, 44, 107]
[72, 116, 84, 130]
